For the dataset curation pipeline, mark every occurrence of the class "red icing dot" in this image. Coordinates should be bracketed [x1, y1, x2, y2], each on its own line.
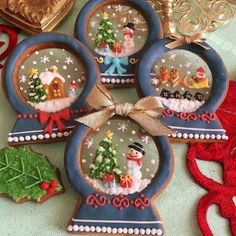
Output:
[140, 206, 145, 210]
[33, 114, 38, 118]
[130, 200, 134, 204]
[28, 114, 33, 119]
[50, 180, 58, 188]
[47, 187, 55, 194]
[94, 205, 98, 209]
[140, 194, 145, 198]
[107, 200, 111, 204]
[22, 114, 27, 118]
[95, 193, 99, 197]
[119, 207, 123, 211]
[17, 114, 22, 119]
[41, 182, 49, 190]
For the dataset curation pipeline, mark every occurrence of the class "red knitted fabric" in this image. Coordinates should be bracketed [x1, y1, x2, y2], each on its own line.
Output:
[187, 80, 236, 236]
[0, 24, 18, 69]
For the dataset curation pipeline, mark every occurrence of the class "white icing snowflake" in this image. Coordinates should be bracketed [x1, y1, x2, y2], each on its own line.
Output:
[141, 135, 149, 144]
[90, 20, 97, 28]
[151, 77, 159, 86]
[185, 62, 192, 68]
[133, 17, 140, 24]
[84, 138, 94, 149]
[19, 75, 27, 83]
[40, 55, 49, 64]
[118, 123, 128, 132]
[169, 53, 177, 61]
[65, 57, 74, 65]
[161, 59, 166, 63]
[115, 4, 123, 12]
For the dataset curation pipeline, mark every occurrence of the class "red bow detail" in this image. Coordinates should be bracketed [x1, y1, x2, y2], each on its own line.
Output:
[127, 157, 143, 166]
[124, 31, 134, 39]
[103, 174, 115, 184]
[39, 108, 70, 134]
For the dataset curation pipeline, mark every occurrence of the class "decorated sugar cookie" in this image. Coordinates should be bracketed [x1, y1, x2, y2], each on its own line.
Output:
[65, 84, 174, 235]
[75, 0, 162, 87]
[0, 146, 64, 203]
[137, 34, 229, 142]
[2, 33, 100, 145]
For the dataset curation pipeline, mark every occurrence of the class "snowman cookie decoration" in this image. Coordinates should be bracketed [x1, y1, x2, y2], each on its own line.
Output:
[123, 23, 135, 55]
[127, 142, 145, 187]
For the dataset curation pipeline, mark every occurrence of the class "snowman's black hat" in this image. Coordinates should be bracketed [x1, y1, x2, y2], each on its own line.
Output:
[128, 142, 145, 155]
[124, 22, 135, 31]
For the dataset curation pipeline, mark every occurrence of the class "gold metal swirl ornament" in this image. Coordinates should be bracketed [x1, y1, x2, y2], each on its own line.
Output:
[94, 57, 104, 64]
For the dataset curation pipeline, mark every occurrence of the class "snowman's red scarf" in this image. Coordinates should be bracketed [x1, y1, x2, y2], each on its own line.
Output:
[187, 81, 236, 236]
[127, 157, 143, 166]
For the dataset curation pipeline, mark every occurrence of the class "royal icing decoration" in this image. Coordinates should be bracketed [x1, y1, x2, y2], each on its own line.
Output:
[75, 0, 162, 87]
[137, 34, 228, 142]
[2, 33, 99, 145]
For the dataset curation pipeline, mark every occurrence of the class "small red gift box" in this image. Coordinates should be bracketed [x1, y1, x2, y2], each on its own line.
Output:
[119, 175, 133, 188]
[112, 43, 122, 53]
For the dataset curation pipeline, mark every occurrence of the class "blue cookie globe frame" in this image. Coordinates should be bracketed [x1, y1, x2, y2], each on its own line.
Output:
[136, 38, 229, 142]
[65, 122, 173, 235]
[2, 33, 100, 145]
[75, 0, 162, 87]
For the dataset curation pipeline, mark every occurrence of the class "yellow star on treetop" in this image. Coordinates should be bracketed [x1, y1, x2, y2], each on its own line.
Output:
[102, 11, 109, 20]
[105, 130, 113, 139]
[28, 68, 38, 77]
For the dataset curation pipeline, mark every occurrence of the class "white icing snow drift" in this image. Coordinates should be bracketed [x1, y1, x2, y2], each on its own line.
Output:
[40, 71, 65, 85]
[158, 97, 205, 112]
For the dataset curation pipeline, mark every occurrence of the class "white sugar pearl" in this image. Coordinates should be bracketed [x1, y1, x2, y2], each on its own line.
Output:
[157, 229, 163, 235]
[194, 134, 200, 139]
[112, 228, 118, 234]
[123, 228, 128, 234]
[177, 133, 182, 138]
[73, 225, 79, 231]
[205, 134, 210, 139]
[38, 134, 44, 140]
[134, 228, 139, 234]
[140, 229, 146, 235]
[183, 133, 188, 139]
[79, 225, 84, 231]
[151, 228, 157, 234]
[84, 226, 90, 232]
[8, 137, 13, 142]
[189, 133, 194, 139]
[200, 134, 205, 139]
[32, 135, 37, 140]
[96, 226, 101, 232]
[216, 134, 222, 140]
[118, 228, 123, 233]
[90, 226, 95, 232]
[211, 134, 216, 139]
[146, 228, 151, 235]
[67, 225, 73, 231]
[19, 136, 25, 142]
[101, 226, 107, 233]
[128, 228, 134, 234]
[44, 133, 50, 139]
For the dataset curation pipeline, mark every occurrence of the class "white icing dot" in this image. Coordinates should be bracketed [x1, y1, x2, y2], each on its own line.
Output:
[38, 134, 44, 140]
[56, 60, 59, 63]
[82, 159, 86, 163]
[200, 134, 205, 139]
[79, 225, 84, 231]
[112, 228, 118, 234]
[121, 79, 125, 84]
[102, 78, 106, 83]
[172, 133, 177, 138]
[84, 226, 90, 232]
[90, 226, 95, 232]
[211, 134, 216, 139]
[96, 226, 102, 232]
[64, 132, 70, 137]
[111, 78, 116, 84]
[25, 136, 31, 141]
[146, 228, 151, 235]
[151, 159, 156, 164]
[19, 136, 25, 142]
[134, 228, 139, 234]
[21, 65, 25, 69]
[45, 133, 50, 139]
[194, 134, 200, 139]
[146, 168, 150, 172]
[106, 78, 111, 83]
[33, 61, 37, 65]
[157, 229, 163, 235]
[189, 133, 194, 139]
[50, 51, 53, 55]
[120, 139, 124, 142]
[177, 133, 182, 138]
[51, 133, 57, 138]
[126, 79, 131, 84]
[106, 227, 112, 233]
[140, 229, 146, 235]
[57, 132, 63, 138]
[35, 51, 39, 55]
[73, 225, 79, 231]
[205, 134, 210, 139]
[183, 133, 188, 139]
[128, 228, 134, 234]
[63, 65, 67, 70]
[116, 79, 120, 84]
[67, 225, 73, 232]
[131, 130, 136, 135]
[32, 135, 37, 140]
[123, 228, 128, 234]
[131, 79, 135, 84]
[13, 137, 19, 142]
[118, 228, 123, 233]
[8, 137, 13, 142]
[216, 134, 222, 140]
[151, 228, 157, 235]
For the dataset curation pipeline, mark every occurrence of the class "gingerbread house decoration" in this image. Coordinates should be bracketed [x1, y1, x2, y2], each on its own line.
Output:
[40, 66, 66, 100]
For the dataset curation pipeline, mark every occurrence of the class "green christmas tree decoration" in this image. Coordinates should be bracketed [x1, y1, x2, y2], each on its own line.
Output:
[0, 146, 64, 203]
[95, 11, 117, 49]
[89, 130, 122, 182]
[27, 68, 47, 104]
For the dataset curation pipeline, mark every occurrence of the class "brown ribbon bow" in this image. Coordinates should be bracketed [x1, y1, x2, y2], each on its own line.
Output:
[76, 84, 175, 136]
[165, 33, 210, 50]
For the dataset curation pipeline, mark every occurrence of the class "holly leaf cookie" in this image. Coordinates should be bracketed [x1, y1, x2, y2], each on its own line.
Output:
[0, 146, 64, 203]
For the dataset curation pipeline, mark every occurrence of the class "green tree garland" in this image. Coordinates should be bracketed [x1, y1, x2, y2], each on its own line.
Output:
[89, 130, 122, 182]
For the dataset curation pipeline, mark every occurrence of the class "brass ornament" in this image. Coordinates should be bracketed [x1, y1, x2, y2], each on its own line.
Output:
[0, 0, 76, 34]
[148, 0, 235, 36]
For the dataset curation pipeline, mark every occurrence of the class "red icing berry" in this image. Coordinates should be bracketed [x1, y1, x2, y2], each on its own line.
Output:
[41, 181, 49, 190]
[47, 187, 55, 194]
[50, 180, 58, 188]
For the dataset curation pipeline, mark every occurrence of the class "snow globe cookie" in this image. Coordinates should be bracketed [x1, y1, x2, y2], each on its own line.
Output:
[137, 35, 229, 142]
[2, 33, 100, 145]
[65, 84, 174, 235]
[75, 0, 162, 87]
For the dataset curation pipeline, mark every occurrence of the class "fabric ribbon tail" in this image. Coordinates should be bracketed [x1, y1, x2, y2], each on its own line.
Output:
[130, 112, 175, 136]
[105, 64, 116, 75]
[76, 108, 114, 129]
[117, 65, 127, 75]
[44, 120, 54, 135]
